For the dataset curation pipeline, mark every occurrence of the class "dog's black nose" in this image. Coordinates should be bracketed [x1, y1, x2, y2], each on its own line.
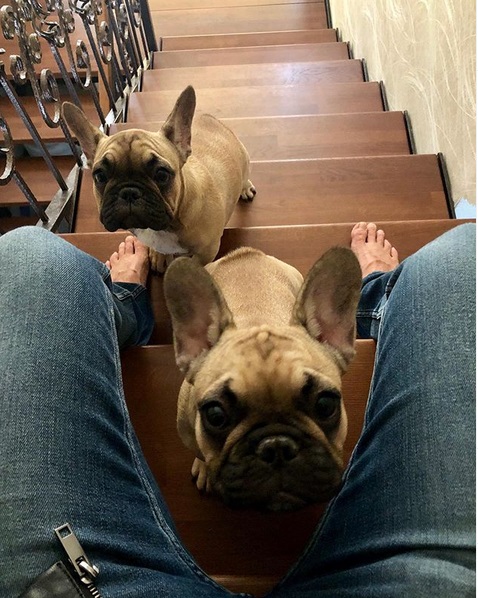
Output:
[118, 187, 142, 203]
[256, 435, 299, 464]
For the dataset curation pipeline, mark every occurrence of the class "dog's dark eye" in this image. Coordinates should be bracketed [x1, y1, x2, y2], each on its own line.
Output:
[93, 169, 108, 185]
[201, 401, 230, 432]
[154, 167, 172, 185]
[315, 392, 340, 421]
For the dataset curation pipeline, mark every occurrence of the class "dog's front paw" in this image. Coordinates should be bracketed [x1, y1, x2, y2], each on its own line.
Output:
[149, 248, 167, 274]
[240, 179, 256, 202]
[191, 457, 211, 493]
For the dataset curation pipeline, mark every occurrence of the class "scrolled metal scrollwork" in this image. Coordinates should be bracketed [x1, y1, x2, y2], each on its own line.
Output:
[0, 0, 155, 232]
[0, 110, 14, 187]
[1, 5, 15, 40]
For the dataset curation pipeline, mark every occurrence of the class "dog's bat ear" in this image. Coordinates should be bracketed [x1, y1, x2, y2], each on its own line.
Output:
[291, 247, 362, 370]
[162, 85, 196, 164]
[164, 257, 234, 381]
[61, 102, 106, 166]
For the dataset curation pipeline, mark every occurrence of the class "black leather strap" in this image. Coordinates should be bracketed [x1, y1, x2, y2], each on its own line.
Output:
[19, 561, 93, 598]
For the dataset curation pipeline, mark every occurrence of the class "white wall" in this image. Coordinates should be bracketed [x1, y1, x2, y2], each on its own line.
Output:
[330, 0, 476, 206]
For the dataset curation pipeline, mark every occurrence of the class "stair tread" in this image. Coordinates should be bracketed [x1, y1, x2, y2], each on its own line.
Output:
[161, 29, 338, 51]
[74, 155, 449, 235]
[0, 156, 77, 207]
[153, 43, 350, 68]
[151, 4, 328, 37]
[230, 155, 449, 226]
[111, 112, 411, 160]
[143, 59, 363, 90]
[127, 82, 385, 120]
[63, 220, 468, 345]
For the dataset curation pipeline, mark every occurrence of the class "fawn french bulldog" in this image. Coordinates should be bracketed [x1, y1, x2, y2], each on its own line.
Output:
[163, 246, 362, 511]
[62, 86, 255, 271]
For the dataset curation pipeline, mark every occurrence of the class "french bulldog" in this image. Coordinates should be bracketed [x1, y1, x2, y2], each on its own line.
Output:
[163, 246, 362, 511]
[62, 86, 255, 271]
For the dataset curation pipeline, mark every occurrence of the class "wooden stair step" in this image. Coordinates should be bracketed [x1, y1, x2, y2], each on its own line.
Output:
[0, 156, 76, 207]
[63, 220, 467, 344]
[227, 155, 450, 227]
[127, 82, 385, 120]
[74, 155, 449, 236]
[151, 4, 328, 37]
[143, 59, 363, 90]
[152, 43, 350, 68]
[117, 339, 374, 595]
[161, 29, 338, 51]
[111, 112, 411, 160]
[0, 94, 99, 145]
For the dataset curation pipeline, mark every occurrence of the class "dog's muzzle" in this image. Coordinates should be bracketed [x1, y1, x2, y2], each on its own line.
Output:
[213, 424, 343, 511]
[100, 184, 173, 232]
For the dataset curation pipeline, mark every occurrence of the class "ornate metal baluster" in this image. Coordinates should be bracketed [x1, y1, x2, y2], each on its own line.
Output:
[1, 2, 73, 188]
[125, 0, 152, 69]
[105, 0, 134, 90]
[70, 0, 120, 114]
[37, 1, 108, 125]
[0, 108, 49, 223]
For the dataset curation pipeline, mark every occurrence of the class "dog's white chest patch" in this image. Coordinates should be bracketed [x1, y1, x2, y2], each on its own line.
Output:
[129, 228, 189, 255]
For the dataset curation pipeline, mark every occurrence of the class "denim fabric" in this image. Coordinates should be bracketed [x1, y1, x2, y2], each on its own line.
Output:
[0, 228, 235, 598]
[270, 223, 476, 597]
[0, 224, 475, 598]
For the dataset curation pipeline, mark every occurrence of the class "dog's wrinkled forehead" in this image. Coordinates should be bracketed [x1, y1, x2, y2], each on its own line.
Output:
[94, 130, 176, 172]
[208, 327, 342, 408]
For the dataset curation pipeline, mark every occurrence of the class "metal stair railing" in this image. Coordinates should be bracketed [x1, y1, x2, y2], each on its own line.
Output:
[0, 0, 155, 233]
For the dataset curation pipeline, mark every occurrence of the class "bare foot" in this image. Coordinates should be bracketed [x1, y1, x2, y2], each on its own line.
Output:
[351, 222, 399, 278]
[105, 235, 150, 286]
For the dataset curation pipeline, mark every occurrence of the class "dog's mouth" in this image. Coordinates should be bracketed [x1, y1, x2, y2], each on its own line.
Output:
[215, 461, 342, 512]
[264, 492, 308, 512]
[99, 184, 174, 232]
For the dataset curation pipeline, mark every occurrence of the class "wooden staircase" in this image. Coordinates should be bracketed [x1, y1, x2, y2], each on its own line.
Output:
[17, 0, 468, 594]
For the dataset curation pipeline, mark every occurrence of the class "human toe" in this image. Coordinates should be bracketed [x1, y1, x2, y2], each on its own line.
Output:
[376, 229, 386, 245]
[124, 236, 135, 254]
[351, 222, 368, 244]
[366, 223, 377, 242]
[132, 236, 149, 257]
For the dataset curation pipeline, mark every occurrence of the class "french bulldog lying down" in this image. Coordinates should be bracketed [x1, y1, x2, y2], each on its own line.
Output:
[62, 86, 255, 272]
[164, 246, 362, 512]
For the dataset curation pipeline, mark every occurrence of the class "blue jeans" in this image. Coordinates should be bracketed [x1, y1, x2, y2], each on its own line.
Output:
[0, 225, 475, 597]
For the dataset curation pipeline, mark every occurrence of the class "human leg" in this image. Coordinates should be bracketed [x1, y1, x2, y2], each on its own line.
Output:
[272, 223, 476, 597]
[0, 227, 233, 597]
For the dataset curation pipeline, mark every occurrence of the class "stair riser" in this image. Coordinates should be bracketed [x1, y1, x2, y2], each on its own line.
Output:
[161, 29, 338, 51]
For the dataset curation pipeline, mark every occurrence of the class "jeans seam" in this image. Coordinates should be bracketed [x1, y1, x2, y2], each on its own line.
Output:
[113, 284, 148, 302]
